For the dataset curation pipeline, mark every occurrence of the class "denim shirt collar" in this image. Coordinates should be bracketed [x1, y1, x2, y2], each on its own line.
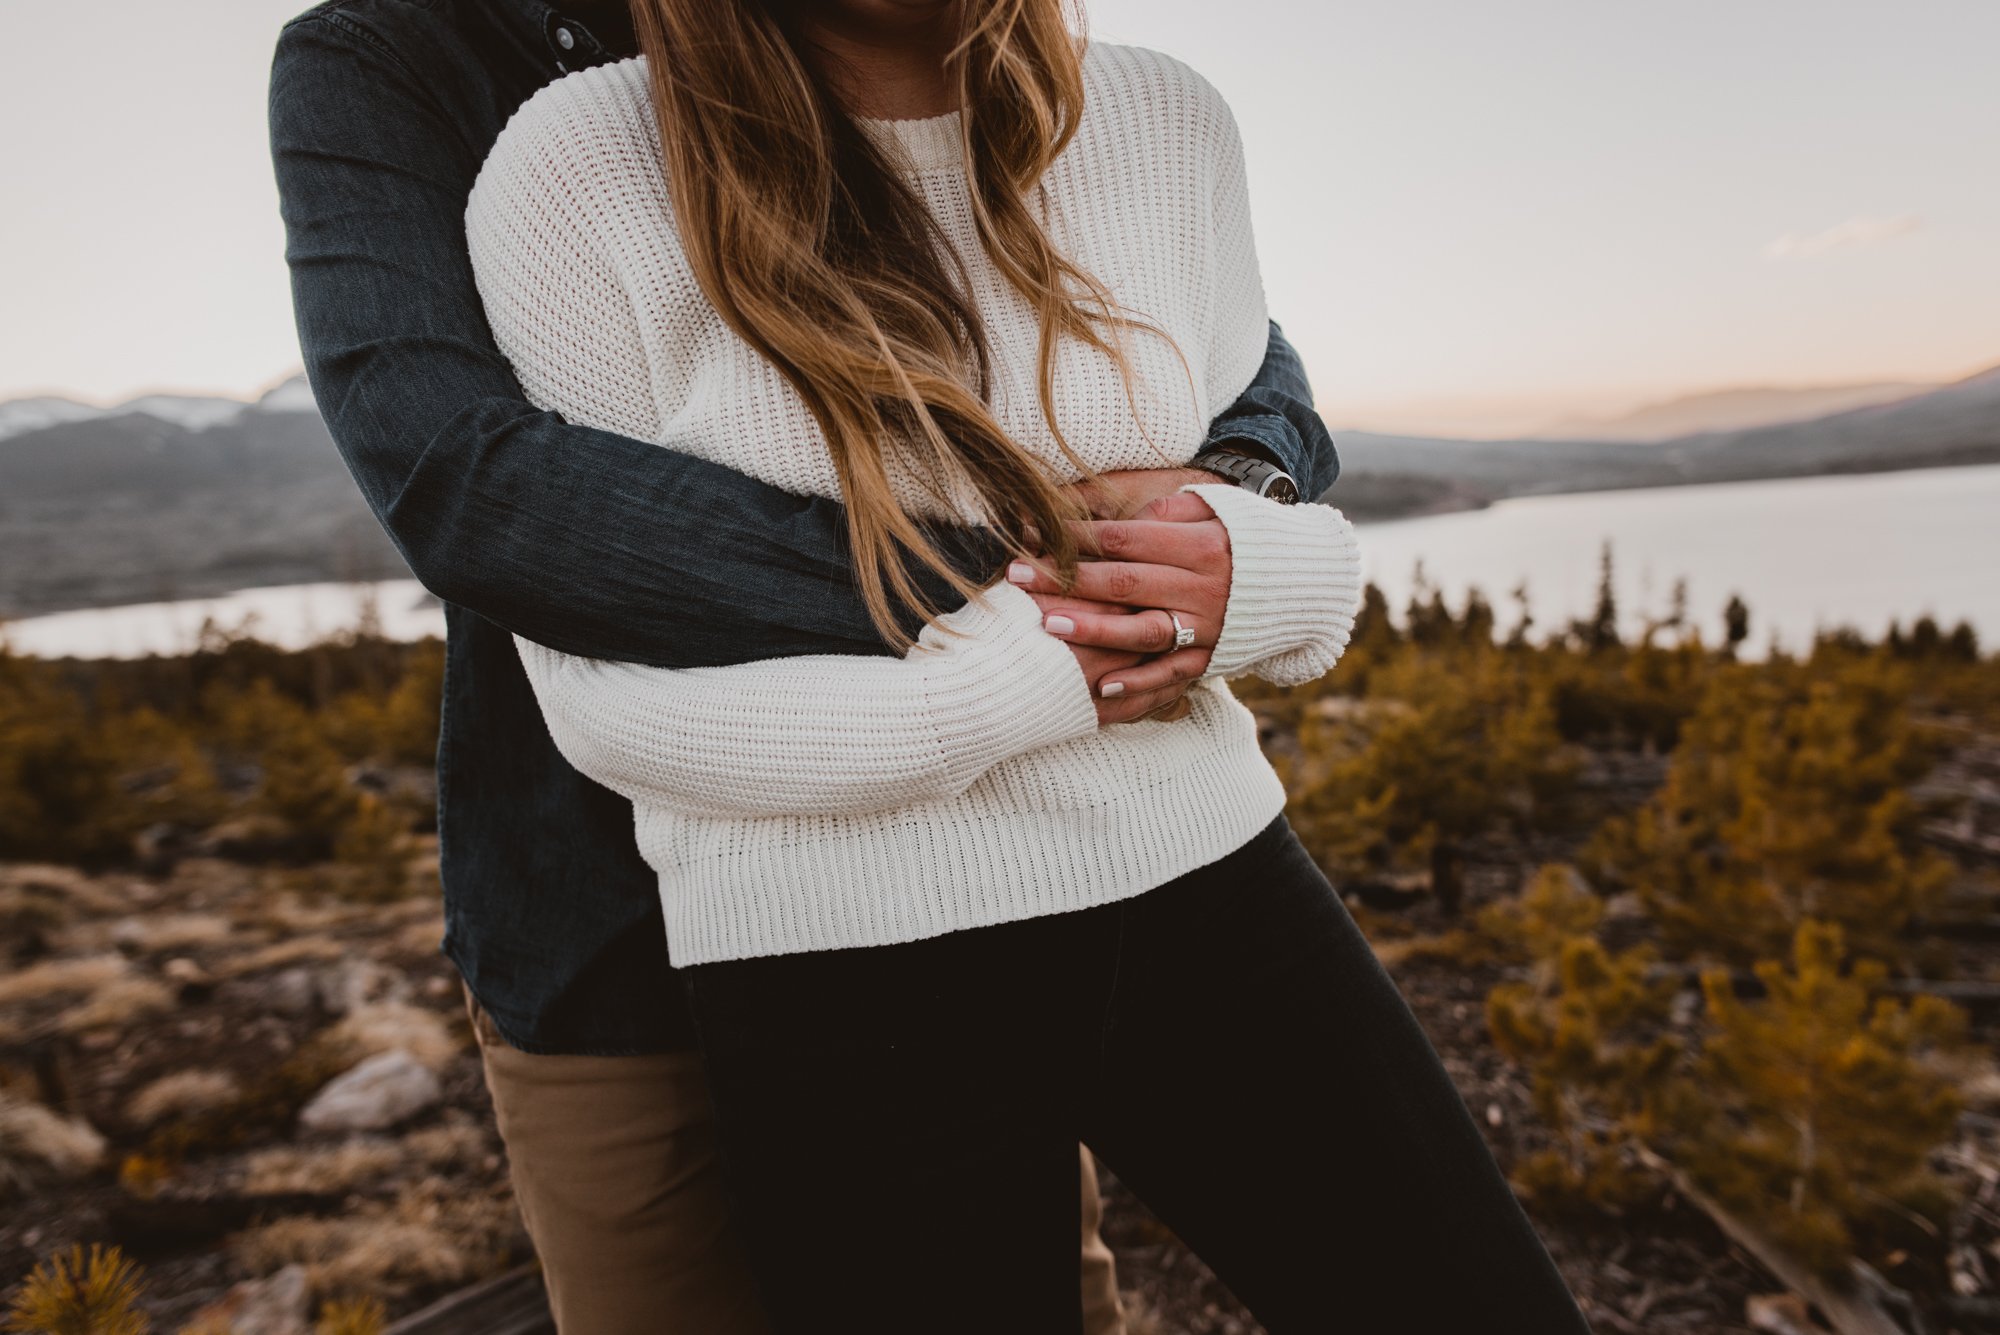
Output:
[497, 0, 628, 76]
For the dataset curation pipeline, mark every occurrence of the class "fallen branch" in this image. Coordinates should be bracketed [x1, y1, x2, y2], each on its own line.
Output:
[1633, 1146, 1909, 1335]
[384, 1263, 553, 1335]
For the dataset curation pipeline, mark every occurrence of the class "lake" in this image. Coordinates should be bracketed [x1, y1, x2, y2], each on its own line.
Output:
[1359, 464, 2000, 652]
[5, 465, 1997, 660]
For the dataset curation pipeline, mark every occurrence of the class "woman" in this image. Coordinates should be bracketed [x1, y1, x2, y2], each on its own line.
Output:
[465, 1, 1591, 1330]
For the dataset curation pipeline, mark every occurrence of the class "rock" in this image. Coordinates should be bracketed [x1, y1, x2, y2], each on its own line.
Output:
[133, 821, 197, 873]
[1747, 1291, 1832, 1335]
[299, 1049, 442, 1133]
[196, 814, 303, 863]
[327, 1001, 458, 1070]
[187, 1264, 311, 1335]
[316, 957, 410, 1016]
[220, 965, 320, 1017]
[1602, 891, 1649, 924]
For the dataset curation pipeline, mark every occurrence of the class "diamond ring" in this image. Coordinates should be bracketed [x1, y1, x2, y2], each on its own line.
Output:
[1166, 610, 1196, 650]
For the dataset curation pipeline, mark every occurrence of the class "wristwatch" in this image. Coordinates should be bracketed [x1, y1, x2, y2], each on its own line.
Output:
[1189, 447, 1302, 504]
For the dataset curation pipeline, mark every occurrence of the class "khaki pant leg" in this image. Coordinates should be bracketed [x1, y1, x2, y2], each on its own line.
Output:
[1079, 1146, 1128, 1335]
[467, 990, 770, 1335]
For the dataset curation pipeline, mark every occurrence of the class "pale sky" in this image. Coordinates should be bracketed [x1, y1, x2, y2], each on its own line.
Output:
[1, 0, 1995, 437]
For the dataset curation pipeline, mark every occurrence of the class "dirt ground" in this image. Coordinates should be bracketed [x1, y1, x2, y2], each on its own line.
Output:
[3, 849, 1995, 1332]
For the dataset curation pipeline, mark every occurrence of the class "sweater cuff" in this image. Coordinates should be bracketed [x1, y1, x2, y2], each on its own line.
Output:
[1184, 483, 1364, 681]
[916, 580, 1101, 791]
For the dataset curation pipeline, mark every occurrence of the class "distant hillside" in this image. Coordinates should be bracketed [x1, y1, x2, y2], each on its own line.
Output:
[1660, 365, 2000, 479]
[1336, 363, 2000, 514]
[0, 383, 405, 619]
[3, 364, 1996, 618]
[1536, 380, 1934, 442]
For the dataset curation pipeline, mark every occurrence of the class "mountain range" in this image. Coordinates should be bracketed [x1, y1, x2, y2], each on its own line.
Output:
[1328, 363, 2000, 519]
[0, 377, 405, 618]
[2, 366, 1996, 619]
[1532, 380, 1937, 442]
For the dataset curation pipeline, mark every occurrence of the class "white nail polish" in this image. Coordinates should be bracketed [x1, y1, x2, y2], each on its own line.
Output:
[1101, 681, 1124, 697]
[1046, 615, 1075, 635]
[1008, 561, 1035, 584]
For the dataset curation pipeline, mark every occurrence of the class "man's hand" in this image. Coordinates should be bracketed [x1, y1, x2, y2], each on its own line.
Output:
[1064, 466, 1218, 521]
[1012, 489, 1233, 721]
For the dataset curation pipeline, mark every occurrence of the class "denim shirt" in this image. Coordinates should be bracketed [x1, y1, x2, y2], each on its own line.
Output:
[269, 0, 1341, 1055]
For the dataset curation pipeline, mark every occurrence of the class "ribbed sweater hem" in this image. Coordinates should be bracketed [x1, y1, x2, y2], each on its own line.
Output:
[659, 729, 1288, 965]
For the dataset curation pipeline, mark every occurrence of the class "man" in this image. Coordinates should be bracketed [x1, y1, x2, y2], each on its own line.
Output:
[268, 1, 1339, 1329]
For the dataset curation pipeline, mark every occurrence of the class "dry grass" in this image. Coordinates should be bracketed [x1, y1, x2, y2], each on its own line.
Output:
[216, 936, 348, 979]
[57, 974, 174, 1034]
[242, 893, 364, 936]
[232, 1179, 518, 1300]
[0, 1093, 107, 1195]
[316, 1295, 388, 1335]
[242, 1139, 406, 1196]
[1119, 1291, 1168, 1335]
[391, 914, 447, 958]
[127, 1069, 243, 1127]
[0, 863, 129, 915]
[238, 1118, 487, 1196]
[326, 1002, 461, 1071]
[111, 911, 234, 954]
[400, 1119, 489, 1171]
[0, 954, 128, 1007]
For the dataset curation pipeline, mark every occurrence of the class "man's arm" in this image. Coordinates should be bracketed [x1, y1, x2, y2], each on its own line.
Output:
[269, 17, 1328, 671]
[1200, 320, 1340, 501]
[269, 17, 973, 665]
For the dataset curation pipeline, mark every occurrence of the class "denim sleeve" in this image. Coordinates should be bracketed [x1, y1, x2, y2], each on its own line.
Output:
[1202, 322, 1341, 502]
[268, 17, 999, 666]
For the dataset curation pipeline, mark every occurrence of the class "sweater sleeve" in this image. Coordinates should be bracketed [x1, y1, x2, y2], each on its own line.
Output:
[1176, 73, 1363, 687]
[1198, 67, 1274, 428]
[513, 580, 1099, 818]
[1185, 483, 1363, 686]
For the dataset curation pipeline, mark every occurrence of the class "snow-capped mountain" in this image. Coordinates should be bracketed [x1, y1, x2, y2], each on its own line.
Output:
[0, 374, 318, 444]
[254, 375, 318, 414]
[0, 396, 103, 441]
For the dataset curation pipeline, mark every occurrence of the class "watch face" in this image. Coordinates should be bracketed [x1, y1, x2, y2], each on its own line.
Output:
[1263, 474, 1302, 504]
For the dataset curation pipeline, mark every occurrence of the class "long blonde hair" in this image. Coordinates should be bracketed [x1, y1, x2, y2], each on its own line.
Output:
[631, 0, 1153, 649]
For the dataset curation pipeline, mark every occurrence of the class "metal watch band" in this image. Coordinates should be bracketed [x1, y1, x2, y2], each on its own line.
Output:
[1189, 449, 1302, 504]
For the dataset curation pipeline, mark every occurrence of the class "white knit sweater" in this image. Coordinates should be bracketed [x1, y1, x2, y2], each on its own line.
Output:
[466, 43, 1363, 965]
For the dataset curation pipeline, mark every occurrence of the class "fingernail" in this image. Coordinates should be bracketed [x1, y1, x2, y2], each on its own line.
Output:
[1045, 615, 1075, 636]
[1008, 561, 1035, 584]
[1100, 681, 1124, 697]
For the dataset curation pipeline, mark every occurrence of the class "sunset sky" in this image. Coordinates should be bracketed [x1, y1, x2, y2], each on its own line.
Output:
[2, 0, 1994, 437]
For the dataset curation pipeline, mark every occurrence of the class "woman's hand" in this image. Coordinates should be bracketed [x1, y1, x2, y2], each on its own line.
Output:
[1029, 591, 1209, 725]
[1011, 488, 1233, 721]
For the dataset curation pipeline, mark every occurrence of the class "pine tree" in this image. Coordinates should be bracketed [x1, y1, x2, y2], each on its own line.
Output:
[1477, 864, 1605, 977]
[1585, 657, 1948, 966]
[1484, 871, 1679, 1210]
[1571, 542, 1621, 653]
[1666, 921, 1966, 1277]
[1290, 648, 1577, 912]
[210, 679, 358, 848]
[1723, 594, 1751, 655]
[3, 1244, 149, 1335]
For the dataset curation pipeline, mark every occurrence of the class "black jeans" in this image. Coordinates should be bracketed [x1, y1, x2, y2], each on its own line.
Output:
[685, 816, 1591, 1334]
